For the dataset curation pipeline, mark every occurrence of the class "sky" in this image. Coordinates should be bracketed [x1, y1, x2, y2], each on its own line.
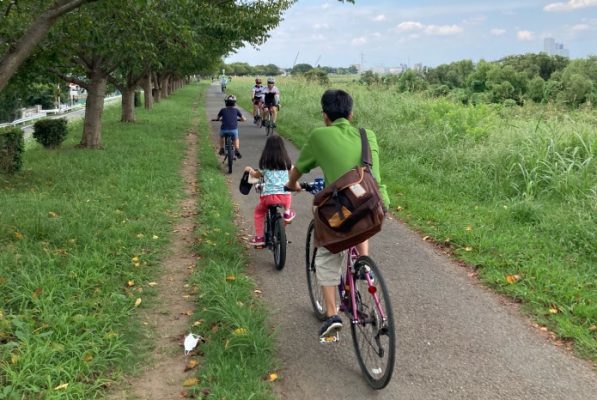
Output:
[225, 0, 597, 69]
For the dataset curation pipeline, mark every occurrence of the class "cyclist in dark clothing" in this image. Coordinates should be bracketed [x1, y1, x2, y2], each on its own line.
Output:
[214, 95, 246, 158]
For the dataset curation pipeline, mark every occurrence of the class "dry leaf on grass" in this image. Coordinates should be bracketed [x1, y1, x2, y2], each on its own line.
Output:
[183, 377, 199, 387]
[184, 359, 199, 371]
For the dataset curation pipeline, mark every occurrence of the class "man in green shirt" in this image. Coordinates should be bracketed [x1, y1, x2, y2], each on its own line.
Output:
[286, 89, 389, 338]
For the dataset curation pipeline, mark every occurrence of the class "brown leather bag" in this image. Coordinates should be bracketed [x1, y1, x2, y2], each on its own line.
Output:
[313, 128, 385, 253]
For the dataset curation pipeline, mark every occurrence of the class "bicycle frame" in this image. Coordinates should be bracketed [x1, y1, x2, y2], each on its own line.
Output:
[340, 247, 387, 325]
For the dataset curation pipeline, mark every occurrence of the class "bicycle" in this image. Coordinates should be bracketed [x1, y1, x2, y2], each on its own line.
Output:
[211, 119, 238, 174]
[261, 106, 275, 136]
[253, 181, 287, 270]
[299, 179, 396, 389]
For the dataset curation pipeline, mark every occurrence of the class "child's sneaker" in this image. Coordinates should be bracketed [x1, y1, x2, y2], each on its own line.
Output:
[218, 148, 225, 155]
[319, 315, 342, 338]
[249, 236, 265, 247]
[283, 210, 296, 223]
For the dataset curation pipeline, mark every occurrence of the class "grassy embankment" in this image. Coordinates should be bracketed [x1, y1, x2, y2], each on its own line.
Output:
[0, 82, 277, 398]
[228, 76, 596, 364]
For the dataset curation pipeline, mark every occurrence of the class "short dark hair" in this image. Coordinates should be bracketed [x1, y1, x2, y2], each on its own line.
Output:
[321, 89, 353, 121]
[259, 134, 292, 170]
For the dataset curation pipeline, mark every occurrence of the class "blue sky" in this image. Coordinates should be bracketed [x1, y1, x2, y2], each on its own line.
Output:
[225, 0, 597, 69]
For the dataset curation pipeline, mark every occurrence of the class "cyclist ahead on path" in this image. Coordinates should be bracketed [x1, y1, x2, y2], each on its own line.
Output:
[251, 77, 266, 124]
[245, 135, 296, 247]
[286, 89, 390, 338]
[219, 74, 229, 92]
[261, 77, 281, 127]
[214, 95, 246, 158]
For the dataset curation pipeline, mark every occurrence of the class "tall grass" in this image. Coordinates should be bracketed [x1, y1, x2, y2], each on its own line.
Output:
[0, 86, 197, 398]
[229, 77, 597, 363]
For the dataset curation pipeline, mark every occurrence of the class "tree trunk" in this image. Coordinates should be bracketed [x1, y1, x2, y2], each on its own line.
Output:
[161, 75, 170, 98]
[153, 73, 161, 103]
[0, 0, 96, 92]
[121, 87, 135, 122]
[143, 74, 153, 109]
[79, 71, 107, 148]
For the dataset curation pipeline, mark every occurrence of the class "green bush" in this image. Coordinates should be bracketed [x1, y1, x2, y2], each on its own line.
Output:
[0, 126, 24, 173]
[32, 117, 68, 148]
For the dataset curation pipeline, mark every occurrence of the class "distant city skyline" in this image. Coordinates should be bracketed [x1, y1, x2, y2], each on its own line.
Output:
[225, 0, 597, 69]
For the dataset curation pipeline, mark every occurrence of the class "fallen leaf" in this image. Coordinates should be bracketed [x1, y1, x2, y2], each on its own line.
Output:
[465, 225, 472, 231]
[505, 274, 521, 284]
[184, 359, 199, 371]
[134, 298, 142, 307]
[127, 280, 135, 287]
[464, 246, 473, 252]
[148, 282, 158, 287]
[32, 287, 43, 298]
[48, 211, 59, 218]
[549, 307, 559, 314]
[395, 206, 403, 211]
[226, 275, 236, 282]
[267, 373, 278, 382]
[83, 354, 93, 362]
[183, 377, 199, 387]
[193, 319, 204, 326]
[422, 236, 430, 241]
[152, 235, 159, 240]
[14, 231, 23, 240]
[254, 289, 262, 295]
[54, 383, 69, 390]
[233, 327, 248, 335]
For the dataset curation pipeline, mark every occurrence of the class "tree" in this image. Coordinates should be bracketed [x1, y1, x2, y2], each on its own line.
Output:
[292, 63, 313, 74]
[0, 0, 99, 93]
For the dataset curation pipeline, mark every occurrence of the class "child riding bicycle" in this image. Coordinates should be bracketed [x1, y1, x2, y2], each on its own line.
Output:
[245, 135, 296, 247]
[214, 95, 245, 158]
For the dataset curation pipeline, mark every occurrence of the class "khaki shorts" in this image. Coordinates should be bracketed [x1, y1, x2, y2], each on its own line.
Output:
[315, 247, 346, 286]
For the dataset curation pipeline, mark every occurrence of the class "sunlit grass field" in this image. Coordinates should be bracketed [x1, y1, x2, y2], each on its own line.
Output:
[228, 76, 596, 363]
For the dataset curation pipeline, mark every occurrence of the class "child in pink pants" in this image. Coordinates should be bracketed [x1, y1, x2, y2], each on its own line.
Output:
[244, 135, 295, 247]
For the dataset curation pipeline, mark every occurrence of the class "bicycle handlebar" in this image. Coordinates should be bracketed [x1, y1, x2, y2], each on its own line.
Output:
[284, 178, 324, 194]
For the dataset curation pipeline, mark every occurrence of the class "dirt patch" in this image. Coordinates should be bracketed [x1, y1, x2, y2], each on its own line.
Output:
[109, 111, 200, 399]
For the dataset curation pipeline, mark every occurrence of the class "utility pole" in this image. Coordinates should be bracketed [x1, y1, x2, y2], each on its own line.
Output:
[292, 51, 300, 68]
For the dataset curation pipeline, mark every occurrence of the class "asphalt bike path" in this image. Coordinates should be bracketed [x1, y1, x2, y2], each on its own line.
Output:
[205, 83, 596, 400]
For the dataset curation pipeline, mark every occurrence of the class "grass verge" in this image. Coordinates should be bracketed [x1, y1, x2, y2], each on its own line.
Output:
[0, 84, 195, 398]
[185, 82, 277, 399]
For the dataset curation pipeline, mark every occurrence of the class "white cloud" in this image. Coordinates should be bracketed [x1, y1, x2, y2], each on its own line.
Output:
[425, 24, 463, 35]
[392, 21, 462, 35]
[572, 23, 591, 30]
[393, 21, 425, 32]
[374, 14, 386, 22]
[544, 0, 597, 12]
[313, 23, 329, 30]
[517, 30, 535, 40]
[490, 28, 507, 35]
[351, 36, 368, 46]
[463, 15, 487, 25]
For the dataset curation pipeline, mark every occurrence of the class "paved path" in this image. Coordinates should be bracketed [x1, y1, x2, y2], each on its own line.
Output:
[205, 83, 596, 400]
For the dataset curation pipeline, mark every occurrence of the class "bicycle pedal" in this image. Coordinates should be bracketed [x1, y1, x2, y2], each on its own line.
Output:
[319, 333, 340, 344]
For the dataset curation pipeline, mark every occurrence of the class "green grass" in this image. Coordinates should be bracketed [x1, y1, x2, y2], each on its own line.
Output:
[228, 76, 597, 364]
[0, 84, 194, 398]
[186, 84, 277, 399]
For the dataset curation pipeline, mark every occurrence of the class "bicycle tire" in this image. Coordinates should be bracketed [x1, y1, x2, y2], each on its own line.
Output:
[226, 139, 234, 174]
[305, 220, 326, 321]
[349, 255, 396, 390]
[273, 216, 286, 270]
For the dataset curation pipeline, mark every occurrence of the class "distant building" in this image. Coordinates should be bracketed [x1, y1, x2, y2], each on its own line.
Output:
[544, 37, 569, 57]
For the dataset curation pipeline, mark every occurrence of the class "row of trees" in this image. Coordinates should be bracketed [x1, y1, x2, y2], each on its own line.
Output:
[222, 61, 359, 78]
[0, 0, 301, 148]
[359, 53, 597, 108]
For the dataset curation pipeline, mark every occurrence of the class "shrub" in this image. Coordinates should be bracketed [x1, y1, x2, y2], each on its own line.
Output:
[32, 118, 68, 148]
[0, 126, 24, 173]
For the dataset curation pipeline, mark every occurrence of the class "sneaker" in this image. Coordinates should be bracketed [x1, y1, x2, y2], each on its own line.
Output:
[249, 236, 265, 247]
[272, 122, 277, 128]
[235, 149, 242, 159]
[283, 210, 296, 223]
[218, 148, 224, 155]
[319, 315, 343, 337]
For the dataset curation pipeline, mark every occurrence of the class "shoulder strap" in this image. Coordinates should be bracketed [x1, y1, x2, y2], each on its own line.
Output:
[359, 128, 373, 167]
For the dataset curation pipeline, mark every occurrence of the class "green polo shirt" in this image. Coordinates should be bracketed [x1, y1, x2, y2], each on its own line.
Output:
[295, 118, 390, 207]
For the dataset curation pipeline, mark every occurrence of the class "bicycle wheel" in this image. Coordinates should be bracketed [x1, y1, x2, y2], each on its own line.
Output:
[305, 220, 326, 321]
[272, 216, 286, 270]
[266, 113, 274, 136]
[350, 255, 396, 390]
[226, 139, 234, 174]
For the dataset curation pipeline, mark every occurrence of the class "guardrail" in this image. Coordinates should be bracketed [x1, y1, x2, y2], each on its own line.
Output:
[0, 95, 121, 129]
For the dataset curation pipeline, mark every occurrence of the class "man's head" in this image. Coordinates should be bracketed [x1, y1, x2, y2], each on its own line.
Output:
[267, 77, 275, 85]
[321, 89, 353, 123]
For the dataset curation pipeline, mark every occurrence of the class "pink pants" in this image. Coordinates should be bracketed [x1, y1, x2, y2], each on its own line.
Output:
[254, 194, 292, 236]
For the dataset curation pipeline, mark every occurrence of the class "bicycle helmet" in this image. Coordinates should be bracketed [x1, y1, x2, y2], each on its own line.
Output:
[255, 77, 262, 84]
[267, 77, 275, 84]
[224, 95, 236, 106]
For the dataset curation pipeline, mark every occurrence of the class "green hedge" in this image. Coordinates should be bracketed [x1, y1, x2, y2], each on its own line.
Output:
[33, 118, 68, 148]
[0, 126, 24, 173]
